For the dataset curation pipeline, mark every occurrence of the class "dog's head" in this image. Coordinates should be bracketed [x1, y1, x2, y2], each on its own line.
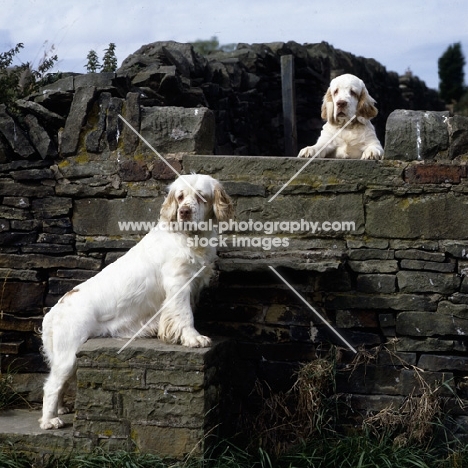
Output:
[321, 73, 378, 126]
[160, 174, 234, 225]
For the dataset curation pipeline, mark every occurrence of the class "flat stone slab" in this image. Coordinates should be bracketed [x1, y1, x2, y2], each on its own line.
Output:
[0, 409, 74, 435]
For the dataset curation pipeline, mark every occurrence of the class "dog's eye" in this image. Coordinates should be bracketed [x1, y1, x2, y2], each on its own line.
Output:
[176, 193, 184, 202]
[196, 193, 206, 203]
[333, 89, 339, 96]
[350, 90, 358, 98]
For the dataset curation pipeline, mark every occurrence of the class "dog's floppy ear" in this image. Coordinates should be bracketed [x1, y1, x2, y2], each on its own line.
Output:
[357, 87, 378, 121]
[159, 188, 178, 222]
[213, 182, 234, 222]
[321, 88, 335, 123]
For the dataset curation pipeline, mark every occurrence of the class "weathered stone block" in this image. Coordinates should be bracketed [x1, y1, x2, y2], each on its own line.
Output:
[404, 164, 467, 184]
[0, 206, 31, 220]
[394, 337, 468, 353]
[440, 241, 468, 258]
[437, 300, 468, 318]
[385, 110, 450, 160]
[0, 180, 54, 197]
[86, 92, 111, 153]
[139, 106, 215, 156]
[60, 86, 97, 156]
[336, 310, 378, 328]
[0, 282, 45, 313]
[397, 271, 460, 294]
[118, 160, 150, 182]
[399, 259, 455, 273]
[0, 313, 43, 332]
[396, 311, 468, 337]
[146, 369, 204, 388]
[23, 114, 58, 159]
[395, 249, 445, 262]
[349, 260, 398, 274]
[73, 197, 162, 236]
[77, 367, 146, 390]
[151, 158, 182, 180]
[74, 72, 116, 89]
[367, 193, 468, 239]
[356, 274, 396, 293]
[326, 293, 439, 311]
[16, 99, 65, 128]
[449, 114, 468, 158]
[418, 354, 468, 372]
[73, 338, 226, 459]
[0, 253, 101, 270]
[130, 425, 203, 458]
[74, 386, 117, 418]
[58, 157, 118, 178]
[348, 249, 394, 260]
[121, 389, 204, 423]
[0, 104, 36, 158]
[32, 197, 72, 218]
[121, 92, 141, 155]
[74, 419, 130, 439]
[106, 97, 123, 151]
[235, 193, 365, 236]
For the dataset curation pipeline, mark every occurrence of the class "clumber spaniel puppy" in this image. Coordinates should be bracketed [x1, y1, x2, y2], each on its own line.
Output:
[40, 174, 233, 430]
[298, 73, 384, 160]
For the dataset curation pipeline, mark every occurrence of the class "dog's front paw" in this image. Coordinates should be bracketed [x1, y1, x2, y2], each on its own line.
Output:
[181, 330, 212, 348]
[362, 147, 384, 160]
[297, 146, 316, 158]
[39, 417, 65, 430]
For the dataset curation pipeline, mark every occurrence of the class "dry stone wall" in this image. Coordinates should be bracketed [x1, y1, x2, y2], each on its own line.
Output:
[0, 40, 466, 439]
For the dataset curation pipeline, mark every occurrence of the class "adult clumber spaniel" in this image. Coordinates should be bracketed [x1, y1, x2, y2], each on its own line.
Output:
[39, 174, 233, 430]
[298, 73, 384, 160]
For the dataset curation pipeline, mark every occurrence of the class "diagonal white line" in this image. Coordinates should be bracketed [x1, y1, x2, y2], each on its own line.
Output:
[118, 114, 207, 203]
[269, 266, 357, 354]
[117, 265, 206, 354]
[268, 115, 356, 203]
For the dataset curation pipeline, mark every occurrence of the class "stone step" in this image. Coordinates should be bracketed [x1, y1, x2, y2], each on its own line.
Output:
[0, 409, 74, 461]
[0, 338, 229, 460]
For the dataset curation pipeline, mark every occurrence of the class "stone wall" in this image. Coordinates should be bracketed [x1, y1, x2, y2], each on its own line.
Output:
[73, 338, 228, 456]
[0, 39, 467, 444]
[117, 40, 444, 155]
[3, 106, 468, 439]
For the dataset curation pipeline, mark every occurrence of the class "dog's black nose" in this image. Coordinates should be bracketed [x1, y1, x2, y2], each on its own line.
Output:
[179, 206, 191, 220]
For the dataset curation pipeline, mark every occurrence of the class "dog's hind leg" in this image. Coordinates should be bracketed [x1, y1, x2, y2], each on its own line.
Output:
[39, 359, 76, 430]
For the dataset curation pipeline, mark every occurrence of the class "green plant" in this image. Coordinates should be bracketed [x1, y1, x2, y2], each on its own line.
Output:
[0, 42, 58, 107]
[0, 364, 24, 410]
[101, 43, 117, 72]
[85, 50, 100, 73]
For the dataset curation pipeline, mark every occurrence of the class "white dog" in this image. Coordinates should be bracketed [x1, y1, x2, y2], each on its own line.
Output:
[39, 174, 233, 430]
[298, 73, 384, 160]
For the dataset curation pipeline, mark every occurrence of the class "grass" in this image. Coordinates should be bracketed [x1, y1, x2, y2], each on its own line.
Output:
[0, 364, 26, 411]
[2, 438, 468, 468]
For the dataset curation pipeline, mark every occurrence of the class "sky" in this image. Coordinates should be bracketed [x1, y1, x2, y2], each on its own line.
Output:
[0, 0, 467, 90]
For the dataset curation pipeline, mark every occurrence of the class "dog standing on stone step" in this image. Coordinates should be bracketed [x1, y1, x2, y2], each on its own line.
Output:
[39, 174, 233, 430]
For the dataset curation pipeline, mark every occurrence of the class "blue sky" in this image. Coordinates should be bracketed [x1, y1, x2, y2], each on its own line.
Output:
[0, 0, 467, 90]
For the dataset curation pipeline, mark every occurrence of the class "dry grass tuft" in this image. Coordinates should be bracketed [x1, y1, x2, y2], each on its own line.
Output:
[247, 353, 337, 456]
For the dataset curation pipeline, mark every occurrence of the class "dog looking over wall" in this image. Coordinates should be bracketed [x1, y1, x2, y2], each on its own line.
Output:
[39, 174, 233, 430]
[298, 73, 384, 160]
